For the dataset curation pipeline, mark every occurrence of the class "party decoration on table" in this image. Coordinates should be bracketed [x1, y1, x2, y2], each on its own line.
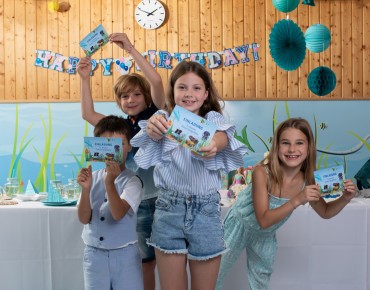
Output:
[307, 66, 336, 96]
[4, 177, 19, 199]
[79, 24, 109, 57]
[302, 0, 315, 6]
[305, 24, 331, 53]
[45, 180, 65, 202]
[42, 199, 78, 206]
[272, 0, 300, 13]
[269, 19, 306, 71]
[25, 180, 39, 195]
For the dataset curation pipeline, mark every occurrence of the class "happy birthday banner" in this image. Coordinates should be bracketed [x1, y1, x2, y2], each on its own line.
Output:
[34, 43, 260, 76]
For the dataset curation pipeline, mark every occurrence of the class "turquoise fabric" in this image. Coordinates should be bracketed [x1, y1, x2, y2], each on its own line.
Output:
[216, 183, 291, 290]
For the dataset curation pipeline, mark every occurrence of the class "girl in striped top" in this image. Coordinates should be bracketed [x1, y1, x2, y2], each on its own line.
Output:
[131, 60, 248, 290]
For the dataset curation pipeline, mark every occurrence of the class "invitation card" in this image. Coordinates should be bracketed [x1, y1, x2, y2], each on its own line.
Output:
[165, 105, 217, 155]
[84, 137, 123, 163]
[314, 165, 345, 196]
[79, 24, 109, 56]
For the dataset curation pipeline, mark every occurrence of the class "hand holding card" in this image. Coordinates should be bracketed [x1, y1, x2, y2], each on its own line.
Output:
[164, 106, 217, 156]
[84, 137, 123, 163]
[79, 24, 109, 56]
[314, 165, 345, 196]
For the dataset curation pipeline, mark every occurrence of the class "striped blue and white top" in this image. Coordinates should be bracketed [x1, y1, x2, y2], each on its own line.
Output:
[131, 110, 248, 196]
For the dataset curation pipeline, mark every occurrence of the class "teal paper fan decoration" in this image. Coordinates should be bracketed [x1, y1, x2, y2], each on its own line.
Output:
[272, 0, 300, 13]
[302, 0, 315, 6]
[269, 19, 306, 71]
[307, 66, 336, 96]
[305, 24, 331, 53]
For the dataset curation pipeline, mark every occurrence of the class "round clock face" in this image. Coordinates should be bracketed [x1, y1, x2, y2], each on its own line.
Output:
[135, 0, 166, 30]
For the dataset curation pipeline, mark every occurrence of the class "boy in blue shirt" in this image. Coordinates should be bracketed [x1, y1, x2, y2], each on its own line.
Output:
[77, 115, 144, 290]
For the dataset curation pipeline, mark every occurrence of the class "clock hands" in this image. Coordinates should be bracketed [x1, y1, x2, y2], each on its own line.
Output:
[138, 7, 151, 14]
[147, 8, 158, 16]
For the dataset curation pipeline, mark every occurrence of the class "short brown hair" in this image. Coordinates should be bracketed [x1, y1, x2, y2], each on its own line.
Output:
[93, 115, 132, 140]
[113, 73, 152, 110]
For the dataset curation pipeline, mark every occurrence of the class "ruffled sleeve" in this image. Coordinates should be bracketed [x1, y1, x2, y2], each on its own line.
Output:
[202, 111, 248, 172]
[130, 110, 173, 169]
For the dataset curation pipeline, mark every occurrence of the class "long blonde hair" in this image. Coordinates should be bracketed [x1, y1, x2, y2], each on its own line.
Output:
[261, 118, 317, 194]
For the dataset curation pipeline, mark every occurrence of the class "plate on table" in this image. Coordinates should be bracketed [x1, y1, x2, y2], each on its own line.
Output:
[42, 199, 78, 206]
[15, 194, 46, 201]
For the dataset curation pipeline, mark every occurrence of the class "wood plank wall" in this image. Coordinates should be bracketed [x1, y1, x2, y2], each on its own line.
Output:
[0, 0, 369, 102]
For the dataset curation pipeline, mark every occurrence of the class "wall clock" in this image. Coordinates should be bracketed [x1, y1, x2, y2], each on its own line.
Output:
[135, 0, 166, 30]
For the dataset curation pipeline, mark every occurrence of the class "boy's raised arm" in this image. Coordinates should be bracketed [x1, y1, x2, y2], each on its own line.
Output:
[77, 57, 106, 126]
[109, 33, 165, 109]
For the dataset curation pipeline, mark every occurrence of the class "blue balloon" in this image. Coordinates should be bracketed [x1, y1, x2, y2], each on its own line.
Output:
[305, 24, 331, 53]
[272, 0, 300, 13]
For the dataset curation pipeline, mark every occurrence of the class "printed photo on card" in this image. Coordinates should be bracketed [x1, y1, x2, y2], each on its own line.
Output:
[84, 137, 123, 163]
[165, 105, 217, 155]
[79, 24, 109, 56]
[314, 165, 345, 196]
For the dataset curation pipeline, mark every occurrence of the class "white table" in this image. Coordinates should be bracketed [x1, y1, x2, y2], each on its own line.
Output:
[0, 201, 84, 290]
[1, 199, 370, 290]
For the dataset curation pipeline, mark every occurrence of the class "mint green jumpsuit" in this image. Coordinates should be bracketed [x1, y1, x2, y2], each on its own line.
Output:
[216, 179, 291, 290]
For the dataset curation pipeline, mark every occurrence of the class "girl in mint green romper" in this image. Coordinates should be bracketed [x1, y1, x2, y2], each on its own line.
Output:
[216, 170, 292, 290]
[216, 117, 357, 290]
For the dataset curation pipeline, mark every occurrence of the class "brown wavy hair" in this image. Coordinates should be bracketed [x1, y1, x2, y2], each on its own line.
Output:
[165, 61, 223, 117]
[260, 118, 317, 194]
[113, 73, 152, 111]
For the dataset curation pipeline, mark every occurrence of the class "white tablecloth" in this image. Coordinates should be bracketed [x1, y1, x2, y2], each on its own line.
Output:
[1, 198, 370, 290]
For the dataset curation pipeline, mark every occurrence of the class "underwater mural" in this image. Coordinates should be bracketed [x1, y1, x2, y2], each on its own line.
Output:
[0, 101, 369, 192]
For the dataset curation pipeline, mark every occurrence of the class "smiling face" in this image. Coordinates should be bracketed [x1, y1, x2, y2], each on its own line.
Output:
[278, 128, 308, 169]
[173, 72, 208, 115]
[118, 87, 148, 117]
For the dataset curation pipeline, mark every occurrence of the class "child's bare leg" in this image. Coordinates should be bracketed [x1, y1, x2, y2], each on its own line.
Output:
[189, 256, 221, 290]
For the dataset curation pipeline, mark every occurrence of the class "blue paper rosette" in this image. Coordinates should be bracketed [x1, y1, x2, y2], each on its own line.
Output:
[305, 24, 331, 53]
[272, 0, 300, 13]
[307, 66, 336, 96]
[269, 19, 306, 71]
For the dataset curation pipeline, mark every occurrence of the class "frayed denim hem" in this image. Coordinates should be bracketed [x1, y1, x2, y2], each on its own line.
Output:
[188, 247, 229, 261]
[147, 241, 188, 255]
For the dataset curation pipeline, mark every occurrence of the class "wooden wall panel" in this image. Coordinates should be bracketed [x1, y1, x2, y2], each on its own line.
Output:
[0, 0, 369, 102]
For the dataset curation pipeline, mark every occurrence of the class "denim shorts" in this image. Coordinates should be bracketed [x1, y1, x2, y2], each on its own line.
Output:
[83, 244, 143, 290]
[136, 197, 156, 263]
[147, 190, 227, 260]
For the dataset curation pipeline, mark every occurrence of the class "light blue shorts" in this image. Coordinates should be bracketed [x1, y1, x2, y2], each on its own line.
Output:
[136, 197, 156, 263]
[147, 190, 227, 260]
[83, 244, 143, 290]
